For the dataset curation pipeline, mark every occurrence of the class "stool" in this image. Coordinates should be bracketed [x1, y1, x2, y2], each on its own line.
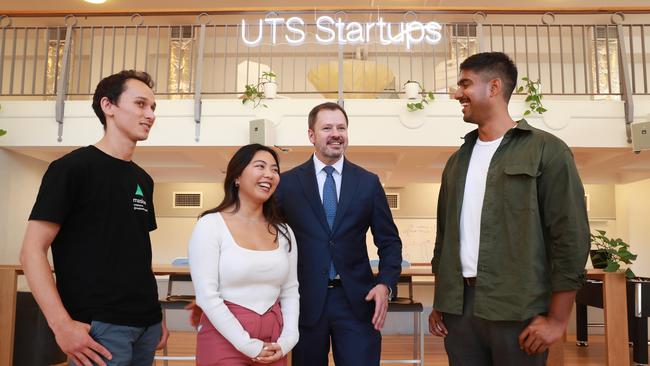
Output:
[381, 275, 425, 365]
[156, 272, 196, 365]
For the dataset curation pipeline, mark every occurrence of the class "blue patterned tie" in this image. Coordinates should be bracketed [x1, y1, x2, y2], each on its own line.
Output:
[323, 166, 338, 280]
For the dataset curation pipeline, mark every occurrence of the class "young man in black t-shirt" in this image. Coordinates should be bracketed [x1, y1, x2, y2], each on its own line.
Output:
[20, 70, 168, 366]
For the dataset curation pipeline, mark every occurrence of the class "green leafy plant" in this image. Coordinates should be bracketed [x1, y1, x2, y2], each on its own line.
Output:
[516, 77, 547, 116]
[404, 81, 435, 112]
[590, 230, 637, 278]
[242, 71, 276, 109]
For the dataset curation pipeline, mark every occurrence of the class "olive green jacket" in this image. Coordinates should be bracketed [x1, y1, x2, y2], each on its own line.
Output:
[431, 119, 590, 321]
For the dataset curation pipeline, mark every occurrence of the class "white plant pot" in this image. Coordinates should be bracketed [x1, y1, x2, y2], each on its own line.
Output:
[263, 82, 277, 99]
[404, 82, 420, 99]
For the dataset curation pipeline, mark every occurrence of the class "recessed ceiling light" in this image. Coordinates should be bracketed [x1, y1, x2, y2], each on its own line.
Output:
[84, 0, 107, 4]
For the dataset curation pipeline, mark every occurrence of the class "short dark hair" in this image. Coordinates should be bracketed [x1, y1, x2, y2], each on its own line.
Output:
[308, 102, 349, 130]
[92, 70, 155, 127]
[459, 52, 518, 102]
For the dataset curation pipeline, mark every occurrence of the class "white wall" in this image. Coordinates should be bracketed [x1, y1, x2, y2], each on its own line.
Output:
[0, 98, 633, 149]
[0, 149, 47, 264]
[615, 178, 650, 278]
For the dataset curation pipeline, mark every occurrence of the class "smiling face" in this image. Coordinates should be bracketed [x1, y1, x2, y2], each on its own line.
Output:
[102, 78, 156, 142]
[308, 108, 349, 165]
[453, 69, 494, 125]
[235, 150, 280, 204]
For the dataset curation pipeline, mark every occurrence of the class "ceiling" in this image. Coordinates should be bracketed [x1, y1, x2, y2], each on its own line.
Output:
[2, 0, 649, 14]
[8, 145, 650, 186]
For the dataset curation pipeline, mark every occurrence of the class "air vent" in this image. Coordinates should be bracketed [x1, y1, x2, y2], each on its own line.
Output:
[385, 193, 400, 210]
[173, 192, 202, 208]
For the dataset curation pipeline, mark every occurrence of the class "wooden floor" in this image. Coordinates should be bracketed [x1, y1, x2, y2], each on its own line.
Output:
[152, 332, 648, 365]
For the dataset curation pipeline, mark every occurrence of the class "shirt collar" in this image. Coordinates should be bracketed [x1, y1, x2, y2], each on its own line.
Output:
[463, 118, 533, 143]
[313, 154, 344, 175]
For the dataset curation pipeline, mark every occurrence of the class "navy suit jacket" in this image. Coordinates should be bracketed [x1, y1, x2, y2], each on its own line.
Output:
[275, 157, 402, 327]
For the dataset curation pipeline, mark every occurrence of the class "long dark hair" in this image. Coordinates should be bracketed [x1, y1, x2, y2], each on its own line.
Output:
[199, 144, 291, 250]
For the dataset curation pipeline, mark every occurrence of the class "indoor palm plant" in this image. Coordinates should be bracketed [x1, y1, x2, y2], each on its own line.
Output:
[590, 230, 637, 278]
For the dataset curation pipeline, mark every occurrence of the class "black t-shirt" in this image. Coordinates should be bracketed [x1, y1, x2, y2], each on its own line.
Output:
[29, 145, 162, 326]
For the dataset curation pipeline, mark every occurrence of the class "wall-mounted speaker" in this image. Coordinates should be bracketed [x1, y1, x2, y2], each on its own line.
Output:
[249, 119, 275, 146]
[631, 120, 650, 152]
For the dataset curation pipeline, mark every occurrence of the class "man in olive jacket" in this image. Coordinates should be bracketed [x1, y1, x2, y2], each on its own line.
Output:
[429, 52, 590, 366]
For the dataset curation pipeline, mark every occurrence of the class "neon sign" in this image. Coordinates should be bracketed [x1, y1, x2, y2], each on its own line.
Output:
[241, 16, 443, 50]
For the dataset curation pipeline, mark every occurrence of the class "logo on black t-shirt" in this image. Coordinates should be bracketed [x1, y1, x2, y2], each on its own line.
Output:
[133, 184, 149, 212]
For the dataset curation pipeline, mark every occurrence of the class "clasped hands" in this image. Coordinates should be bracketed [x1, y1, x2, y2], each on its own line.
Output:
[253, 342, 283, 363]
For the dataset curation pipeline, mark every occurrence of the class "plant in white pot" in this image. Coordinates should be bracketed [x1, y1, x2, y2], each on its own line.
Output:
[403, 81, 435, 112]
[242, 71, 277, 108]
[261, 71, 277, 99]
[403, 80, 421, 99]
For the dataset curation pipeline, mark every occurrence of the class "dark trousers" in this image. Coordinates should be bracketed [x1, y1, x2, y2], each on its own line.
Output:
[291, 286, 381, 366]
[443, 285, 548, 366]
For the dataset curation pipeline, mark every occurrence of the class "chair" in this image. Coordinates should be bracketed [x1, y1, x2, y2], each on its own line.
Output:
[371, 260, 425, 365]
[155, 261, 196, 365]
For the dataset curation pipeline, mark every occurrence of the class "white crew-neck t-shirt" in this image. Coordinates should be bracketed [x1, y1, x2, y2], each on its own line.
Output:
[459, 136, 503, 278]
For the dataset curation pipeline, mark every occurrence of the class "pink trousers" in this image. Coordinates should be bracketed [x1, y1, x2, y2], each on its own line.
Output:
[196, 301, 286, 366]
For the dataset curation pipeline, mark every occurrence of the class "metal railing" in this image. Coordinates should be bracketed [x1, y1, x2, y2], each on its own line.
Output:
[0, 12, 648, 100]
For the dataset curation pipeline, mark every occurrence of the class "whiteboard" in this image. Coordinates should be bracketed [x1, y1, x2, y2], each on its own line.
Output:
[367, 217, 615, 265]
[367, 218, 436, 264]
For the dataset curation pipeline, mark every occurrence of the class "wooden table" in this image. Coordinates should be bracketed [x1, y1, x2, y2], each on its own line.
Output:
[546, 269, 629, 366]
[0, 265, 628, 366]
[0, 264, 434, 365]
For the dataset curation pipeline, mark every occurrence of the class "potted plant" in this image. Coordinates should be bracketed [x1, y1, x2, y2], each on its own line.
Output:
[515, 76, 547, 116]
[403, 81, 435, 112]
[242, 71, 277, 108]
[590, 230, 637, 278]
[403, 80, 421, 99]
[261, 71, 277, 99]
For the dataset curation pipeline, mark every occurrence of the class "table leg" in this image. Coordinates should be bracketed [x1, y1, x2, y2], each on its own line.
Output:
[602, 272, 630, 366]
[575, 303, 589, 346]
[632, 315, 648, 365]
[0, 268, 18, 366]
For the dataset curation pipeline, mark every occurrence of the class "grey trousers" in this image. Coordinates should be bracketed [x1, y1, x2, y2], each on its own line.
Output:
[443, 285, 548, 366]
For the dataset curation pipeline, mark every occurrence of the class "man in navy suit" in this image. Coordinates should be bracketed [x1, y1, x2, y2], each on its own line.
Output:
[275, 102, 403, 365]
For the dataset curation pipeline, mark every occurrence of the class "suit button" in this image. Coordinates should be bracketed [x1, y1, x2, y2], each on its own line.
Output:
[329, 240, 334, 246]
[321, 268, 327, 274]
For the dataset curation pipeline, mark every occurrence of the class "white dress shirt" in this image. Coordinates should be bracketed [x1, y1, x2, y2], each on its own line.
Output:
[313, 154, 343, 202]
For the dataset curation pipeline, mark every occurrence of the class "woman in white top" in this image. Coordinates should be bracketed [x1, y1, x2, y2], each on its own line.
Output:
[188, 144, 299, 366]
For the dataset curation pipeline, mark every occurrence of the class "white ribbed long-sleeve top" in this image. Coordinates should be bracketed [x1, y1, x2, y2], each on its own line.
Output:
[188, 212, 299, 358]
